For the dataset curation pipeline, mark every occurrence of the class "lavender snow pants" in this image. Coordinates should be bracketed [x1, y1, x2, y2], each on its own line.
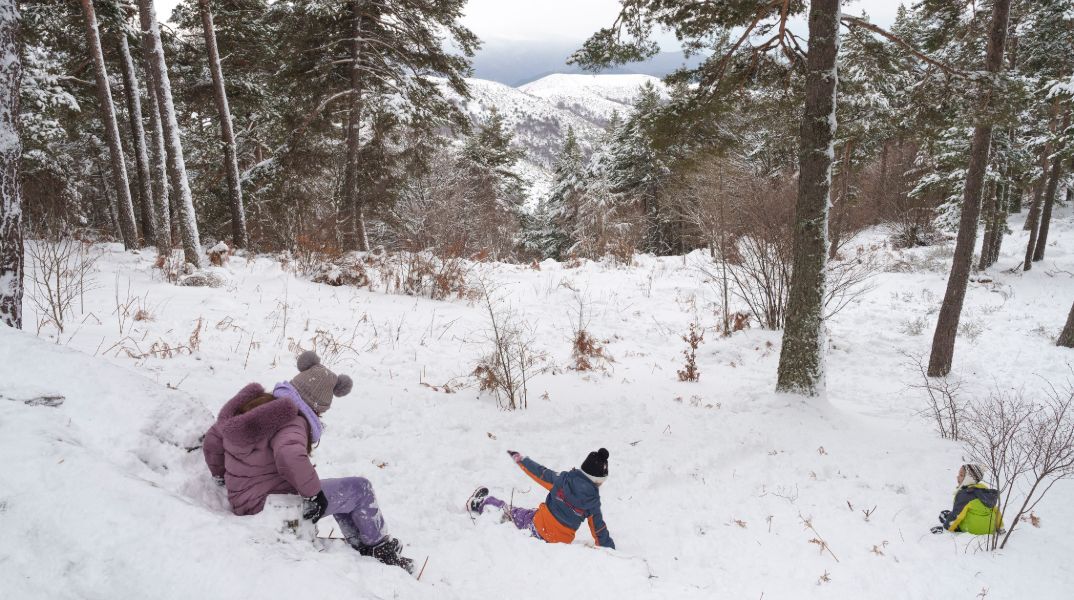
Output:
[322, 477, 388, 546]
[482, 496, 539, 538]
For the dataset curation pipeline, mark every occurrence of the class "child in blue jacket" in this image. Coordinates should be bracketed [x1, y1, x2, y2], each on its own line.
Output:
[468, 448, 615, 549]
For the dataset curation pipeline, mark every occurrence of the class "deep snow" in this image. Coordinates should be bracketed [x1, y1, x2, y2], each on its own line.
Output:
[2, 209, 1073, 599]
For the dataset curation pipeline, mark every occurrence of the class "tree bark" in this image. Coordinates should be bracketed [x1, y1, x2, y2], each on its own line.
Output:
[1032, 111, 1069, 263]
[1059, 301, 1074, 348]
[927, 0, 1011, 377]
[344, 0, 369, 251]
[988, 176, 1009, 265]
[828, 139, 853, 260]
[199, 0, 248, 248]
[978, 181, 996, 270]
[81, 0, 139, 249]
[144, 58, 171, 253]
[138, 0, 203, 267]
[775, 0, 840, 396]
[0, 0, 22, 329]
[116, 32, 156, 248]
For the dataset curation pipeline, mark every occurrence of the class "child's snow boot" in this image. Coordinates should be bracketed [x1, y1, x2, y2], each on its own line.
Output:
[467, 486, 489, 514]
[360, 537, 414, 574]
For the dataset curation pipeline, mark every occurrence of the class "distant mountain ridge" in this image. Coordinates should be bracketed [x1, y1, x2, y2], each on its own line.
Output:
[438, 73, 668, 202]
[470, 39, 704, 86]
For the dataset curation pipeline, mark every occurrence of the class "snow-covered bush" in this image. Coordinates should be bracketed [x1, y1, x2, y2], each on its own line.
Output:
[178, 266, 231, 288]
[884, 206, 943, 250]
[568, 293, 610, 372]
[303, 250, 478, 301]
[677, 321, 704, 382]
[907, 353, 966, 440]
[473, 285, 545, 410]
[962, 384, 1074, 550]
[25, 236, 99, 334]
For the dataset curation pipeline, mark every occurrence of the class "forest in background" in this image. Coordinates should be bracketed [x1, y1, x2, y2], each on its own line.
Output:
[1, 0, 1073, 395]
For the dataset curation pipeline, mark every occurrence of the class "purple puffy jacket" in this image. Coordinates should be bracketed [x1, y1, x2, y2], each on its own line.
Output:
[203, 383, 320, 515]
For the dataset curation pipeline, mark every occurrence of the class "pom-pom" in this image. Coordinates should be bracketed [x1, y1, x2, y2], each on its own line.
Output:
[297, 351, 320, 372]
[333, 374, 353, 397]
[597, 448, 609, 460]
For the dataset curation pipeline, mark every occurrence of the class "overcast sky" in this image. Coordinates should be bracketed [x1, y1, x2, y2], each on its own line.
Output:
[160, 1, 902, 45]
[462, 0, 902, 43]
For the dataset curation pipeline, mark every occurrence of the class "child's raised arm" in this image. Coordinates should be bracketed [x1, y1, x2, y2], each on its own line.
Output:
[508, 450, 558, 491]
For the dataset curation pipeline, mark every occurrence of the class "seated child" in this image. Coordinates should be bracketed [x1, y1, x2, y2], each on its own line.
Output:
[467, 448, 615, 549]
[931, 463, 1003, 535]
[203, 351, 413, 571]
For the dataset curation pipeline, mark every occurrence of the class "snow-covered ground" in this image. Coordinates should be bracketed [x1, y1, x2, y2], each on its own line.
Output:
[3, 209, 1073, 599]
[519, 73, 669, 124]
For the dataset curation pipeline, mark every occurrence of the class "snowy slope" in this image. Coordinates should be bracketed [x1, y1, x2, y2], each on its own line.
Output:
[5, 209, 1074, 599]
[0, 327, 424, 599]
[439, 74, 667, 201]
[519, 73, 669, 126]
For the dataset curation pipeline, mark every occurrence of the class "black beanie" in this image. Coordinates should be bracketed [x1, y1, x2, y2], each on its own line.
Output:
[581, 448, 610, 478]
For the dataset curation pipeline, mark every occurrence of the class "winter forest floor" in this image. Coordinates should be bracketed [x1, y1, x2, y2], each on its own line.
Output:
[2, 209, 1073, 600]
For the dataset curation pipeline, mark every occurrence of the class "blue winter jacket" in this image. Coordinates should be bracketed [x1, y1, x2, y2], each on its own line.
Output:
[519, 456, 615, 549]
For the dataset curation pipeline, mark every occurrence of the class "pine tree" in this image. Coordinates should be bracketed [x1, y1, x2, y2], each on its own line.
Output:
[1059, 300, 1074, 348]
[540, 126, 584, 259]
[928, 0, 1013, 377]
[116, 30, 157, 247]
[0, 0, 22, 328]
[1020, 0, 1074, 264]
[775, 0, 841, 395]
[138, 0, 203, 267]
[457, 107, 528, 258]
[143, 48, 170, 251]
[267, 0, 477, 251]
[605, 83, 672, 255]
[197, 0, 247, 248]
[80, 0, 140, 248]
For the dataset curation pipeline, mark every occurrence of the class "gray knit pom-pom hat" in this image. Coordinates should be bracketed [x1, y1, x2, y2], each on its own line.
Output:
[291, 351, 353, 414]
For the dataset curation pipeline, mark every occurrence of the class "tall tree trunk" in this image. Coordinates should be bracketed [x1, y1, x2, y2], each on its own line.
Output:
[1024, 157, 1058, 271]
[81, 0, 139, 249]
[1033, 111, 1069, 263]
[927, 0, 1012, 377]
[199, 0, 248, 249]
[1009, 181, 1022, 213]
[98, 158, 120, 238]
[344, 0, 368, 251]
[144, 59, 171, 253]
[138, 0, 203, 267]
[988, 176, 1009, 265]
[979, 181, 996, 270]
[1022, 172, 1047, 267]
[775, 0, 840, 396]
[828, 140, 853, 260]
[0, 0, 22, 329]
[1059, 301, 1074, 348]
[117, 32, 156, 248]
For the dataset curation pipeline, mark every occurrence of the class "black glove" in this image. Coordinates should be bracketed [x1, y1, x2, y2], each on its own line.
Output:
[303, 490, 328, 522]
[507, 450, 522, 463]
[930, 526, 945, 534]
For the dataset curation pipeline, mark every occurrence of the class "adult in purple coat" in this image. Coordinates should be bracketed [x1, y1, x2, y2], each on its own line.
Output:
[203, 351, 413, 572]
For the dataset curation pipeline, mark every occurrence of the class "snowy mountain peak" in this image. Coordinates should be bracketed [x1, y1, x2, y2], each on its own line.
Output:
[520, 73, 669, 103]
[439, 73, 667, 201]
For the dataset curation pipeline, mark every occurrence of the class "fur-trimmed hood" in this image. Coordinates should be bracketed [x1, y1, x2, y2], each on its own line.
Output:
[216, 383, 301, 446]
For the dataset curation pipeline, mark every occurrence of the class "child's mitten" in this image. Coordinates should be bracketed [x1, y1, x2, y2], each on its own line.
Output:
[303, 490, 328, 522]
[507, 450, 523, 463]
